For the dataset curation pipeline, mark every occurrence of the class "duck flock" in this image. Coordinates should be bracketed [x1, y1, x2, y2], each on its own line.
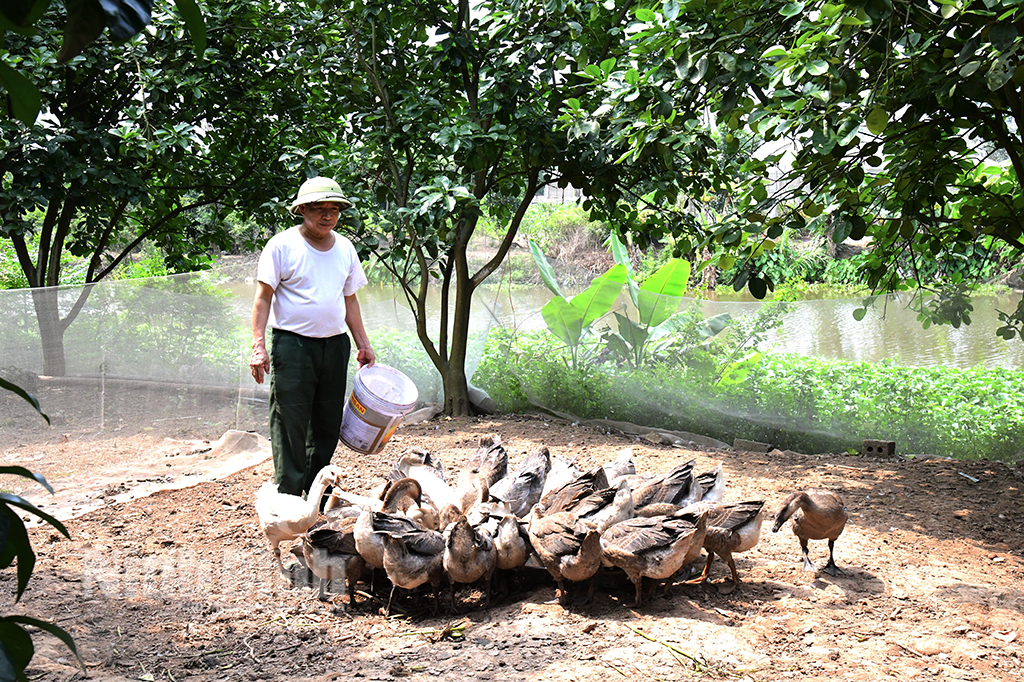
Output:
[255, 435, 847, 614]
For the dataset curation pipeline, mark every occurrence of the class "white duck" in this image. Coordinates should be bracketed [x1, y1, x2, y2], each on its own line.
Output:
[255, 464, 341, 577]
[391, 448, 460, 511]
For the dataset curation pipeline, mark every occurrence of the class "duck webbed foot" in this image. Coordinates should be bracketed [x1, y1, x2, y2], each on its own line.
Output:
[801, 546, 816, 572]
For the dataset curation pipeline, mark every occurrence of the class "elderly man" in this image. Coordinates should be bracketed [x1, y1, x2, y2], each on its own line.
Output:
[250, 176, 375, 497]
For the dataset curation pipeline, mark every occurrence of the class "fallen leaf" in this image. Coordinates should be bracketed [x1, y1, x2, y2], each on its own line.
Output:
[991, 630, 1017, 643]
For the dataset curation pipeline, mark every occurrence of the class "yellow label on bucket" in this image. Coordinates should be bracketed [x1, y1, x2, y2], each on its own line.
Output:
[350, 393, 366, 415]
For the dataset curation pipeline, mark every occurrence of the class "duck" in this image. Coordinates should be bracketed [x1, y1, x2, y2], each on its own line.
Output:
[353, 505, 422, 572]
[379, 526, 446, 615]
[695, 462, 726, 503]
[540, 465, 610, 514]
[527, 504, 604, 606]
[493, 512, 529, 572]
[601, 449, 636, 488]
[631, 460, 700, 514]
[391, 448, 460, 511]
[255, 464, 341, 577]
[600, 508, 709, 606]
[461, 434, 508, 488]
[772, 489, 848, 576]
[542, 453, 581, 498]
[442, 514, 498, 611]
[299, 515, 366, 606]
[682, 500, 766, 594]
[490, 446, 551, 517]
[563, 478, 634, 533]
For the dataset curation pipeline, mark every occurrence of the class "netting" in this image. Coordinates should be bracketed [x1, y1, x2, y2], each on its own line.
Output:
[1, 257, 1022, 461]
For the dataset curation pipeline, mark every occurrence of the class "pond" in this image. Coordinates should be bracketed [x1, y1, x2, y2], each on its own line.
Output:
[222, 279, 1024, 370]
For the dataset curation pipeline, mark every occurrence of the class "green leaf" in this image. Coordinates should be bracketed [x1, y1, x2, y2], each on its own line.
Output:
[832, 219, 852, 244]
[613, 311, 649, 350]
[865, 108, 889, 135]
[635, 8, 657, 22]
[807, 59, 829, 76]
[3, 615, 84, 669]
[780, 2, 804, 18]
[0, 507, 34, 601]
[987, 55, 1014, 91]
[0, 494, 69, 540]
[541, 297, 583, 347]
[853, 307, 867, 321]
[849, 215, 868, 240]
[989, 22, 1018, 52]
[0, 61, 41, 126]
[0, 467, 53, 495]
[608, 233, 639, 307]
[690, 55, 708, 83]
[173, 0, 207, 54]
[570, 264, 628, 328]
[959, 60, 981, 77]
[941, 3, 957, 19]
[718, 351, 762, 386]
[748, 276, 768, 299]
[638, 259, 690, 328]
[528, 238, 563, 297]
[0, 619, 34, 678]
[0, 377, 49, 424]
[803, 202, 824, 218]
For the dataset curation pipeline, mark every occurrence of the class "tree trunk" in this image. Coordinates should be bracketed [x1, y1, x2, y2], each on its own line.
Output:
[439, 233, 478, 417]
[31, 287, 66, 376]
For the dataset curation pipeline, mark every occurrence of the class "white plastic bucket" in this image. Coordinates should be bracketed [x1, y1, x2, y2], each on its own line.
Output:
[339, 364, 418, 454]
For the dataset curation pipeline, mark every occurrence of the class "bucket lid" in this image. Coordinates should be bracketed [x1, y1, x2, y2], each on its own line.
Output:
[358, 364, 418, 407]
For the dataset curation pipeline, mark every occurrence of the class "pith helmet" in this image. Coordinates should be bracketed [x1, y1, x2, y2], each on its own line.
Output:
[289, 177, 353, 214]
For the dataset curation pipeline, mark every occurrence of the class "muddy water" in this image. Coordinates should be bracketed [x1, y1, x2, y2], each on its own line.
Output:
[220, 280, 1024, 369]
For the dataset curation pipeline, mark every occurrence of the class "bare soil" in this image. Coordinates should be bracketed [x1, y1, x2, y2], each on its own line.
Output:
[4, 390, 1024, 682]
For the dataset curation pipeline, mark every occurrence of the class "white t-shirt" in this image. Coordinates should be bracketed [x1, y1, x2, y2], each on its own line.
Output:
[256, 226, 369, 338]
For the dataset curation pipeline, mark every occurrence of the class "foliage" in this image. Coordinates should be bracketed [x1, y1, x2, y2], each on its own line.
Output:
[531, 238, 627, 370]
[329, 0, 696, 416]
[603, 233, 705, 368]
[0, 0, 205, 125]
[475, 326, 1024, 461]
[0, 381, 83, 680]
[2, 1, 363, 375]
[562, 0, 1024, 337]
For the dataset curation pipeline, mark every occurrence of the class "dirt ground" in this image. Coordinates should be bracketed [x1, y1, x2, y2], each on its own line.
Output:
[3, 389, 1024, 682]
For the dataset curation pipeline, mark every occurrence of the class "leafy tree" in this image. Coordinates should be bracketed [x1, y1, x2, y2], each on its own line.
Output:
[1, 2, 358, 375]
[565, 0, 1024, 335]
[327, 0, 689, 415]
[1, 0, 206, 125]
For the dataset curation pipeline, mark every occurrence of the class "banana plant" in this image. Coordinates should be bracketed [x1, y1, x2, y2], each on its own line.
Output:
[530, 239, 627, 370]
[604, 233, 705, 368]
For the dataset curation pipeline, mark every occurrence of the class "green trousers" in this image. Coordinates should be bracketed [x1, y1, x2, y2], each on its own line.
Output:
[268, 328, 351, 497]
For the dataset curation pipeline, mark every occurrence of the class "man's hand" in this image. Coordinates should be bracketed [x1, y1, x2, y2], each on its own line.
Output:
[250, 344, 270, 383]
[356, 346, 375, 368]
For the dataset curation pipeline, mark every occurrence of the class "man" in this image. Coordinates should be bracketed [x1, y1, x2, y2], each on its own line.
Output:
[249, 176, 375, 497]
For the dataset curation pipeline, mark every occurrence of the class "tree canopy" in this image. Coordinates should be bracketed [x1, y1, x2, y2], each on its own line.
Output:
[568, 0, 1024, 334]
[1, 0, 206, 124]
[324, 0, 688, 414]
[0, 1, 359, 374]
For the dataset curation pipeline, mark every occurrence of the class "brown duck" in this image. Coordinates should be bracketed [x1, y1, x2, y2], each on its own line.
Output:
[683, 499, 766, 593]
[772, 490, 848, 576]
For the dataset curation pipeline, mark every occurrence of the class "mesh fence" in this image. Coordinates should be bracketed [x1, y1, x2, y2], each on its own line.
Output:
[1, 258, 1022, 460]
